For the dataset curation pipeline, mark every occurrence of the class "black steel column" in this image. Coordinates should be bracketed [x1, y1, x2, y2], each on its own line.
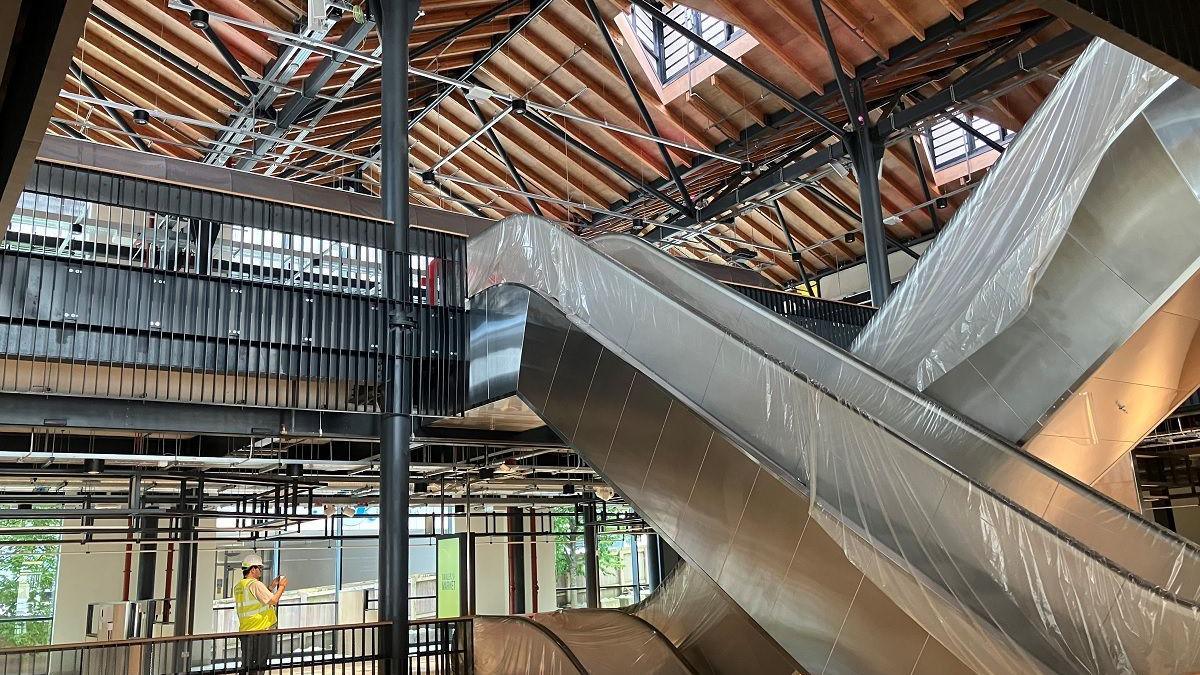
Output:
[506, 507, 526, 614]
[374, 0, 419, 672]
[645, 533, 661, 591]
[582, 502, 600, 608]
[172, 487, 198, 638]
[848, 81, 891, 307]
[130, 474, 158, 602]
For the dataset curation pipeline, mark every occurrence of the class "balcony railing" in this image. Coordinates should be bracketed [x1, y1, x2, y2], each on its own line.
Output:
[3, 160, 468, 417]
[0, 619, 472, 675]
[726, 283, 876, 349]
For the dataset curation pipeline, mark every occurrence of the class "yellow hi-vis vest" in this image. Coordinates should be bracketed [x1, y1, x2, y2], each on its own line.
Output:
[233, 578, 277, 632]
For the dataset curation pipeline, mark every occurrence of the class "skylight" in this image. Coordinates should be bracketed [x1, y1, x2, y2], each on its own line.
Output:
[925, 113, 1013, 170]
[630, 4, 742, 83]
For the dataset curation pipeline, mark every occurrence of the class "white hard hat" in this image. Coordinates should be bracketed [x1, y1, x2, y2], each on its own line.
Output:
[242, 553, 264, 569]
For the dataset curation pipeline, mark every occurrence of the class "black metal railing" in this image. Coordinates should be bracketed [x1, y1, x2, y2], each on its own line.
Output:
[2, 161, 467, 416]
[0, 619, 472, 675]
[727, 284, 876, 349]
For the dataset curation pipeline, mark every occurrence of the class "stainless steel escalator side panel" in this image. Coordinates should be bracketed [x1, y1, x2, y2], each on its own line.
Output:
[592, 230, 1200, 604]
[923, 85, 1200, 444]
[467, 284, 1001, 675]
[468, 217, 1200, 671]
[465, 283, 527, 406]
[588, 231, 1200, 671]
[630, 563, 804, 675]
[472, 615, 587, 675]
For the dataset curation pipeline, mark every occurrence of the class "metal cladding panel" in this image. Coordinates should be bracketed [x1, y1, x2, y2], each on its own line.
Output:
[599, 372, 672, 510]
[672, 435, 759, 579]
[469, 285, 969, 675]
[570, 350, 637, 471]
[638, 405, 713, 543]
[516, 294, 570, 412]
[540, 325, 604, 444]
[466, 286, 526, 406]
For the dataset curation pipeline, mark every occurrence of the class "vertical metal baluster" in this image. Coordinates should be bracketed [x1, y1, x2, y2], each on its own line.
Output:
[316, 212, 329, 411]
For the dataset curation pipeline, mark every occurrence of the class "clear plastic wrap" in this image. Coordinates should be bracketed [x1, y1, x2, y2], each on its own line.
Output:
[468, 214, 1200, 673]
[850, 40, 1176, 391]
[525, 609, 692, 674]
[472, 616, 584, 675]
[629, 564, 801, 675]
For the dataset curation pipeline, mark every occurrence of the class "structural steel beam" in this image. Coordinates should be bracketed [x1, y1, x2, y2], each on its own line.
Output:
[585, 0, 694, 210]
[237, 17, 377, 169]
[691, 29, 1089, 227]
[89, 6, 249, 106]
[526, 111, 692, 216]
[406, 0, 551, 132]
[467, 97, 543, 217]
[619, 0, 1023, 223]
[627, 0, 844, 140]
[1032, 0, 1200, 89]
[66, 60, 151, 153]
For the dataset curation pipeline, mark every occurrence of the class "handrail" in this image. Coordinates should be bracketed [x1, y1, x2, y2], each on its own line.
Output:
[0, 619, 468, 653]
[0, 621, 395, 655]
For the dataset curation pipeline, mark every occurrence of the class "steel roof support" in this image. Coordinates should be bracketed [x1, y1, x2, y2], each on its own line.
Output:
[627, 0, 845, 140]
[526, 111, 692, 217]
[467, 98, 543, 217]
[89, 6, 249, 106]
[845, 79, 891, 306]
[690, 29, 1089, 227]
[617, 0, 1024, 224]
[407, 0, 552, 132]
[908, 135, 940, 231]
[772, 199, 815, 296]
[584, 0, 695, 211]
[236, 17, 377, 170]
[66, 60, 152, 153]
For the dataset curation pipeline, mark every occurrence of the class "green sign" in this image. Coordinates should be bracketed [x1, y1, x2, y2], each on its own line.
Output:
[437, 535, 465, 618]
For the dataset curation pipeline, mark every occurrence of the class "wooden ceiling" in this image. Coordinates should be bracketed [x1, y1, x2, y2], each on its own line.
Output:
[51, 0, 1079, 289]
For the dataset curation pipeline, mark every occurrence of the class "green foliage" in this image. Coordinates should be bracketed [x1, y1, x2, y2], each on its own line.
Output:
[551, 508, 626, 583]
[0, 518, 61, 647]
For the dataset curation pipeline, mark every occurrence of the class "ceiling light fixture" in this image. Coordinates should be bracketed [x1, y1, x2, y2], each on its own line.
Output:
[84, 458, 104, 475]
[132, 109, 150, 125]
[189, 8, 210, 29]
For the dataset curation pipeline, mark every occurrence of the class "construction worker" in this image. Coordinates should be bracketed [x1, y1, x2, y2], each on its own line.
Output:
[233, 553, 287, 675]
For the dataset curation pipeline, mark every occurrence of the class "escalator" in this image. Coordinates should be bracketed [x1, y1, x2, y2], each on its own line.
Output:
[466, 222, 1200, 673]
[463, 42, 1200, 674]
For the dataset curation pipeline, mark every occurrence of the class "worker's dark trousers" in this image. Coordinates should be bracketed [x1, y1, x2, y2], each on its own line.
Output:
[239, 631, 275, 674]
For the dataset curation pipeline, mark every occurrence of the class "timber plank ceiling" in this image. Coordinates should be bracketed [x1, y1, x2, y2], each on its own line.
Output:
[51, 0, 1080, 289]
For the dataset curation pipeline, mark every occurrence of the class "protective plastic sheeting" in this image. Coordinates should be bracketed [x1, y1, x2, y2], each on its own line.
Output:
[469, 214, 1200, 673]
[630, 564, 802, 675]
[526, 609, 693, 674]
[851, 40, 1176, 390]
[472, 616, 584, 675]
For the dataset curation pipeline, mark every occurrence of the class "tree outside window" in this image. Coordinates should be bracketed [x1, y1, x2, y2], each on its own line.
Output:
[552, 506, 630, 608]
[0, 517, 61, 647]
